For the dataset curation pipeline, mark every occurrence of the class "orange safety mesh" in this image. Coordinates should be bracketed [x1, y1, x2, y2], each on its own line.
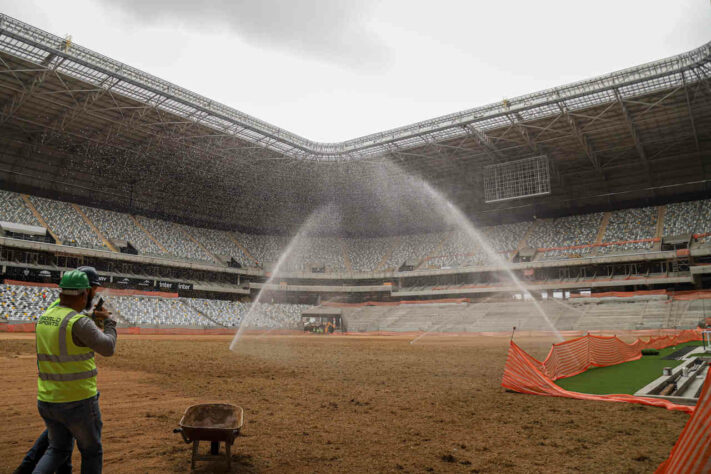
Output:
[656, 371, 711, 473]
[501, 330, 702, 414]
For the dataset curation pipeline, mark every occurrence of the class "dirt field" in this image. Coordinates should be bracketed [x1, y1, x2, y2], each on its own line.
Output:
[0, 333, 690, 473]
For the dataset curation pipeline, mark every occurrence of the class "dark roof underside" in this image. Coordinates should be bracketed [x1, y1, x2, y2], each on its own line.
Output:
[0, 16, 709, 235]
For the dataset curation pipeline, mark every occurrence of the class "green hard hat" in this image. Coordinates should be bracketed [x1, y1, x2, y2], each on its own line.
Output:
[59, 270, 91, 292]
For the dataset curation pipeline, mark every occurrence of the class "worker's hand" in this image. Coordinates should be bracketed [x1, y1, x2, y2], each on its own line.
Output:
[92, 309, 112, 322]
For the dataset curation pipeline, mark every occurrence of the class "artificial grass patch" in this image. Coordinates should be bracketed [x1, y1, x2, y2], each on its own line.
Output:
[555, 341, 703, 395]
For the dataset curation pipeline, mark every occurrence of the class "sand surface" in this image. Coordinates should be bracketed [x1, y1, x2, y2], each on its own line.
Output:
[0, 333, 688, 472]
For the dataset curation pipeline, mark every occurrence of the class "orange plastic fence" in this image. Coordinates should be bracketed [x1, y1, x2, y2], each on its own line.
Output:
[501, 330, 702, 414]
[656, 369, 711, 473]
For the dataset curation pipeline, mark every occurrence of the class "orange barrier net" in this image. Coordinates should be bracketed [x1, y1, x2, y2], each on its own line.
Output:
[657, 369, 711, 473]
[501, 330, 702, 414]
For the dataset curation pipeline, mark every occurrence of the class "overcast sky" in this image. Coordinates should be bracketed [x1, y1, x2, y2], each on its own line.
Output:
[1, 0, 709, 142]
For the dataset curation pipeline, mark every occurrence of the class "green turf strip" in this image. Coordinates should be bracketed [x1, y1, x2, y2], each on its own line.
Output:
[555, 341, 703, 395]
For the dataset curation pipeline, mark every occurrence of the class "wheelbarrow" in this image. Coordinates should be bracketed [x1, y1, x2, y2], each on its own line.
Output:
[174, 403, 244, 471]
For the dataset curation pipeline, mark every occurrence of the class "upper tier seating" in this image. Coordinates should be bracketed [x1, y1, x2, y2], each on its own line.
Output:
[528, 213, 602, 260]
[8, 189, 711, 270]
[81, 205, 165, 257]
[664, 200, 711, 242]
[425, 222, 530, 268]
[136, 216, 214, 263]
[235, 232, 289, 267]
[0, 190, 40, 226]
[385, 233, 442, 270]
[285, 237, 346, 272]
[182, 227, 254, 266]
[346, 237, 392, 272]
[30, 197, 104, 249]
[599, 206, 657, 255]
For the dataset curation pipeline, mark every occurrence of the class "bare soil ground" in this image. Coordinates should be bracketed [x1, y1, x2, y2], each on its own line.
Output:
[0, 333, 689, 473]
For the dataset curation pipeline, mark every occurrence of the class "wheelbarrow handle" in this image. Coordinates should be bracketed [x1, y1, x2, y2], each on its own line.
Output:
[173, 427, 191, 444]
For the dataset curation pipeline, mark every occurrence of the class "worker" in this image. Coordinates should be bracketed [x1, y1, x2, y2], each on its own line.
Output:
[14, 267, 111, 474]
[30, 270, 117, 474]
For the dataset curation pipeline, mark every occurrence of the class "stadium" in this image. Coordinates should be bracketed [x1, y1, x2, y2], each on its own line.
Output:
[0, 10, 710, 473]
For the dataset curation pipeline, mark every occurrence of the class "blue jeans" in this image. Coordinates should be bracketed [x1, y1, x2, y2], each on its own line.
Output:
[33, 394, 102, 474]
[14, 430, 72, 474]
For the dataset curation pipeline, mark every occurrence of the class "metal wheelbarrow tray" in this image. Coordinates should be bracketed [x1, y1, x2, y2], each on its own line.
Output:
[175, 403, 244, 470]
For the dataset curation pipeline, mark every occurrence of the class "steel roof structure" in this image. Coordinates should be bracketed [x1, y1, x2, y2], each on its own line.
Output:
[0, 14, 709, 234]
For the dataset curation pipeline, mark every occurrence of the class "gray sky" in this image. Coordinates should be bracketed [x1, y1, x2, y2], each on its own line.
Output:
[1, 0, 709, 141]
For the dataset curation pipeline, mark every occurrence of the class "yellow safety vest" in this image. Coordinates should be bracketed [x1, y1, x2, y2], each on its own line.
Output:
[36, 305, 97, 403]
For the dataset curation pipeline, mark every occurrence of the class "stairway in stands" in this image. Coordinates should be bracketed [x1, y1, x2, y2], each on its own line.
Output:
[20, 194, 62, 244]
[72, 204, 118, 252]
[182, 299, 226, 327]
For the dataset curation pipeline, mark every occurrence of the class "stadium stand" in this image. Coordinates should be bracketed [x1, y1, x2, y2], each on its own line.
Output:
[485, 222, 531, 253]
[285, 237, 346, 272]
[81, 205, 165, 256]
[0, 284, 58, 321]
[664, 201, 700, 237]
[106, 296, 308, 329]
[424, 223, 529, 269]
[29, 196, 104, 249]
[235, 232, 289, 267]
[346, 237, 391, 272]
[107, 295, 211, 326]
[0, 190, 40, 226]
[340, 298, 704, 333]
[136, 216, 215, 263]
[664, 199, 711, 242]
[7, 193, 711, 271]
[528, 213, 603, 260]
[181, 226, 253, 266]
[599, 206, 658, 255]
[385, 233, 442, 270]
[426, 230, 484, 268]
[242, 303, 311, 329]
[0, 284, 310, 329]
[183, 298, 247, 326]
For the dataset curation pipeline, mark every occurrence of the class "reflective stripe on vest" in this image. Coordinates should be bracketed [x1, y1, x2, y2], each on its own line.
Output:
[36, 305, 97, 403]
[39, 369, 98, 381]
[37, 352, 95, 362]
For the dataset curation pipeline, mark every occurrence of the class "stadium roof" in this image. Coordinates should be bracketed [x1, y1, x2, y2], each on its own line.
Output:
[0, 14, 709, 234]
